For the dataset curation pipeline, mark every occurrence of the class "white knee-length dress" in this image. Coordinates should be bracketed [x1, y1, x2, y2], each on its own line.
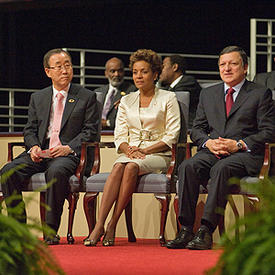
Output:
[113, 88, 181, 175]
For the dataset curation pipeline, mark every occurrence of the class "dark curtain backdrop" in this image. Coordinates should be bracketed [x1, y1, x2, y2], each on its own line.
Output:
[0, 0, 275, 89]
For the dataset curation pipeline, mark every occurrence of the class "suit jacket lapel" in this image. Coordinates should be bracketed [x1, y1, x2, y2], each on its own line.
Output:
[128, 91, 141, 129]
[102, 85, 108, 101]
[207, 84, 227, 135]
[40, 87, 53, 143]
[216, 85, 227, 126]
[61, 84, 79, 129]
[228, 80, 249, 118]
[113, 89, 122, 103]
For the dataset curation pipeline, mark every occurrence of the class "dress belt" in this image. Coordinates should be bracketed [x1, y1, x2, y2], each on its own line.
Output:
[130, 129, 163, 141]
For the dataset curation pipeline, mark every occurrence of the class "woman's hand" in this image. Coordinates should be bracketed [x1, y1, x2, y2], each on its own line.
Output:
[127, 146, 146, 159]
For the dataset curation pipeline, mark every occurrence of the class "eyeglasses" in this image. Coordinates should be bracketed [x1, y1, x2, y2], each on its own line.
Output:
[48, 63, 72, 71]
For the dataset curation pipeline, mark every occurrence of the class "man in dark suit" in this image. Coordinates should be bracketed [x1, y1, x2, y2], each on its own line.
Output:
[94, 57, 136, 130]
[167, 46, 275, 250]
[159, 55, 201, 128]
[0, 49, 99, 244]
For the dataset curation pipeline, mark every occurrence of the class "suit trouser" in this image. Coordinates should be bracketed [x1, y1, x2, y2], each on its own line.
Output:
[177, 149, 248, 231]
[0, 152, 79, 231]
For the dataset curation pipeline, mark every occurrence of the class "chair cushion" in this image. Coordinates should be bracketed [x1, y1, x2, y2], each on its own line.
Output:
[85, 173, 172, 194]
[137, 173, 171, 193]
[203, 176, 260, 195]
[24, 173, 47, 192]
[85, 173, 109, 192]
[10, 173, 84, 193]
[176, 176, 260, 196]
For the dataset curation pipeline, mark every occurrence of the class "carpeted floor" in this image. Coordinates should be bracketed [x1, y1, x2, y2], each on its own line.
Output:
[49, 237, 222, 275]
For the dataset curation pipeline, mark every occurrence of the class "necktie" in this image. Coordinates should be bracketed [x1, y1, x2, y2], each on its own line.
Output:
[102, 89, 115, 120]
[225, 87, 235, 117]
[49, 92, 64, 148]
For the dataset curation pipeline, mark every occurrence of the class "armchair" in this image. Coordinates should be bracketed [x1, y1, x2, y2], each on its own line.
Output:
[0, 140, 96, 244]
[173, 142, 275, 236]
[0, 91, 103, 244]
[81, 91, 190, 245]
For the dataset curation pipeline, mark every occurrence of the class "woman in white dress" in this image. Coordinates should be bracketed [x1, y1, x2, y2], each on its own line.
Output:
[84, 49, 181, 246]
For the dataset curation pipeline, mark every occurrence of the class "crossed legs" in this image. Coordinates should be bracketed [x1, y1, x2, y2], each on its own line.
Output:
[87, 162, 139, 244]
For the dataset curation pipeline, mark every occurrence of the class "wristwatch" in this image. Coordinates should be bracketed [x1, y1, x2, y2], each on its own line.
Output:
[236, 140, 243, 150]
[69, 147, 77, 156]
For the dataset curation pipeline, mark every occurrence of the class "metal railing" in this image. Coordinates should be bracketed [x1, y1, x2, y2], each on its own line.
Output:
[0, 48, 222, 132]
[250, 18, 275, 79]
[0, 88, 38, 132]
[63, 48, 220, 89]
[2, 19, 275, 132]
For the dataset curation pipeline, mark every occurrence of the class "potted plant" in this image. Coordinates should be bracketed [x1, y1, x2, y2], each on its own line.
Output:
[0, 169, 64, 275]
[209, 177, 275, 275]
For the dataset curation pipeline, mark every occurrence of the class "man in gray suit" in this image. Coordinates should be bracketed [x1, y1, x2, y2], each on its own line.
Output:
[167, 46, 275, 250]
[159, 55, 201, 129]
[94, 57, 136, 130]
[0, 49, 99, 244]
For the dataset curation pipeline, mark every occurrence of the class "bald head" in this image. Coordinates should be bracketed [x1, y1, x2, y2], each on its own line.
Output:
[105, 57, 125, 87]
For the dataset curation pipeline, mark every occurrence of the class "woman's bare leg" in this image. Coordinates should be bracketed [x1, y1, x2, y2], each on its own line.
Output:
[104, 162, 139, 240]
[87, 163, 126, 241]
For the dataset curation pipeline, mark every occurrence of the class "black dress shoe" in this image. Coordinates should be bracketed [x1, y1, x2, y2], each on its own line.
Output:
[166, 227, 194, 249]
[44, 235, 60, 245]
[186, 226, 212, 250]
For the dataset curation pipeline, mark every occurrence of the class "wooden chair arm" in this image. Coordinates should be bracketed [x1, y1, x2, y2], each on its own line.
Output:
[177, 142, 193, 159]
[166, 143, 192, 181]
[259, 143, 275, 179]
[99, 142, 116, 148]
[75, 142, 100, 185]
[8, 142, 25, 162]
[75, 141, 117, 185]
[177, 142, 275, 180]
[166, 144, 176, 181]
[85, 141, 178, 182]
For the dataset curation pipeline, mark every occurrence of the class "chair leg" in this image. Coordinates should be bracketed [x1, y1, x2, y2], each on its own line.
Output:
[217, 215, 225, 237]
[173, 195, 180, 233]
[244, 195, 259, 213]
[83, 192, 98, 241]
[39, 192, 46, 239]
[124, 198, 136, 242]
[0, 194, 4, 212]
[66, 192, 79, 244]
[228, 195, 240, 240]
[244, 195, 259, 232]
[155, 193, 171, 246]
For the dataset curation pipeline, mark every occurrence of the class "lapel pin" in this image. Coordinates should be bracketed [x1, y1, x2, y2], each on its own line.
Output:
[68, 99, 75, 103]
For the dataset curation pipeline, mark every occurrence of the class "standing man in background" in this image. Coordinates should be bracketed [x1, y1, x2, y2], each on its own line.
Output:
[0, 48, 99, 245]
[94, 57, 136, 130]
[159, 55, 201, 129]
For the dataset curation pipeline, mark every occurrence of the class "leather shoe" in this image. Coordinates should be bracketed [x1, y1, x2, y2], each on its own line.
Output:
[44, 234, 60, 245]
[166, 227, 194, 249]
[186, 226, 212, 250]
